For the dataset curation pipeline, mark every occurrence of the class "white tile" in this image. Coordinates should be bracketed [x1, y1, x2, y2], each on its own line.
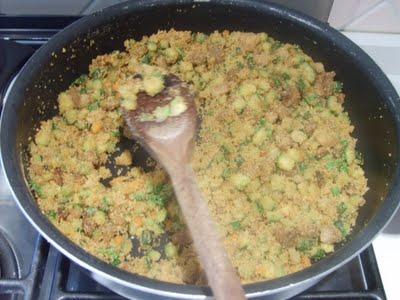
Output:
[329, 0, 383, 29]
[345, 1, 400, 33]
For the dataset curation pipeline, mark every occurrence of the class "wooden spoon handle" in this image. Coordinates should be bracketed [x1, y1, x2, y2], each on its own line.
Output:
[169, 164, 246, 300]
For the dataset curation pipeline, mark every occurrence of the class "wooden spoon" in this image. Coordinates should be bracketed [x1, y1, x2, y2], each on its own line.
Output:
[123, 75, 246, 300]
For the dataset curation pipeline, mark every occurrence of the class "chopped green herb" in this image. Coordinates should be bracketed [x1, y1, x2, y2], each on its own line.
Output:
[90, 68, 105, 79]
[231, 220, 242, 230]
[51, 121, 58, 130]
[312, 249, 326, 261]
[86, 207, 97, 216]
[73, 74, 88, 86]
[334, 219, 348, 237]
[304, 94, 319, 106]
[131, 193, 146, 201]
[235, 47, 242, 54]
[326, 160, 337, 171]
[236, 61, 244, 69]
[340, 140, 349, 148]
[274, 78, 282, 87]
[331, 186, 341, 197]
[337, 202, 347, 216]
[297, 78, 306, 93]
[88, 101, 99, 112]
[79, 87, 88, 94]
[101, 248, 121, 266]
[220, 145, 230, 158]
[47, 210, 57, 220]
[221, 168, 232, 180]
[282, 73, 291, 80]
[258, 118, 267, 127]
[303, 111, 312, 120]
[141, 53, 152, 64]
[195, 33, 207, 43]
[141, 230, 153, 245]
[235, 155, 245, 167]
[30, 181, 44, 197]
[246, 54, 255, 69]
[271, 41, 282, 51]
[299, 162, 307, 173]
[339, 162, 349, 173]
[111, 130, 121, 137]
[332, 81, 343, 93]
[297, 239, 314, 252]
[255, 202, 264, 214]
[147, 183, 172, 207]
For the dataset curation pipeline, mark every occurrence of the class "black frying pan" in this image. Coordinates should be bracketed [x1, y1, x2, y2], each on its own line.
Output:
[1, 1, 400, 299]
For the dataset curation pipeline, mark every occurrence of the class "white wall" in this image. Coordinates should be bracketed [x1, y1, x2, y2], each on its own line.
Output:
[329, 0, 400, 33]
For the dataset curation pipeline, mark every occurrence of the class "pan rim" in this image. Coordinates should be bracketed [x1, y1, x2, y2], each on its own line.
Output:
[1, 0, 400, 298]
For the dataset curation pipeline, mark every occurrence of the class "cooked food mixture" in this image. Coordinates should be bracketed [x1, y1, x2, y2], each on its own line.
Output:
[28, 30, 368, 284]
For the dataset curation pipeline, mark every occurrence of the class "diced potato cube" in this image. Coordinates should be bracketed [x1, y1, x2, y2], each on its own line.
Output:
[35, 129, 51, 146]
[115, 150, 132, 166]
[345, 147, 355, 164]
[147, 41, 157, 52]
[253, 128, 267, 146]
[277, 153, 295, 171]
[143, 75, 165, 96]
[233, 97, 246, 113]
[148, 250, 161, 262]
[58, 92, 74, 113]
[301, 63, 316, 84]
[170, 96, 187, 117]
[327, 96, 343, 114]
[239, 82, 257, 97]
[153, 105, 171, 122]
[64, 110, 78, 124]
[93, 210, 106, 225]
[165, 47, 179, 64]
[91, 120, 103, 134]
[180, 61, 193, 72]
[287, 148, 302, 162]
[260, 196, 276, 211]
[121, 98, 137, 111]
[290, 130, 307, 144]
[164, 242, 178, 258]
[231, 173, 251, 190]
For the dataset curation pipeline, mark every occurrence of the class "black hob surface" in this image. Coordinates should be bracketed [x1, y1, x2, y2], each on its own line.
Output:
[0, 16, 386, 300]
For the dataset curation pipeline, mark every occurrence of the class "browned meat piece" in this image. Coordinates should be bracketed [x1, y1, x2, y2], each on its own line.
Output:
[82, 215, 96, 236]
[298, 223, 319, 239]
[314, 71, 335, 97]
[186, 44, 207, 65]
[315, 171, 324, 188]
[171, 229, 192, 246]
[207, 44, 224, 65]
[282, 86, 301, 107]
[320, 225, 341, 244]
[57, 207, 68, 221]
[240, 33, 261, 52]
[303, 122, 317, 135]
[53, 167, 63, 185]
[336, 93, 345, 104]
[253, 53, 270, 66]
[69, 87, 90, 108]
[274, 227, 299, 247]
[275, 131, 294, 150]
[212, 82, 230, 96]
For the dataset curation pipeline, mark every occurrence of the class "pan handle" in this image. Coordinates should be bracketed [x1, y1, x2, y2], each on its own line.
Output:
[0, 40, 34, 106]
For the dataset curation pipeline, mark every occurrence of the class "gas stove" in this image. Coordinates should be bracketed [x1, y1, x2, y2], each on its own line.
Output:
[0, 16, 392, 300]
